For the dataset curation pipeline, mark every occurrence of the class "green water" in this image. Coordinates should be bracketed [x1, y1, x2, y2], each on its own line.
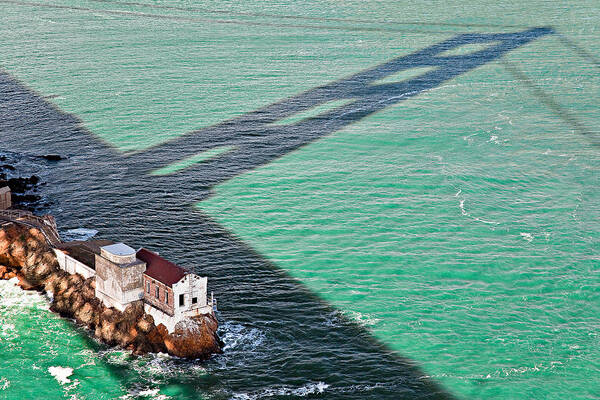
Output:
[1, 0, 599, 398]
[0, 279, 123, 399]
[0, 278, 209, 399]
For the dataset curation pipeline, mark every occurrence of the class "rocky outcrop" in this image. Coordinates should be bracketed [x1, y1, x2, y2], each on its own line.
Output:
[0, 222, 223, 360]
[0, 158, 46, 210]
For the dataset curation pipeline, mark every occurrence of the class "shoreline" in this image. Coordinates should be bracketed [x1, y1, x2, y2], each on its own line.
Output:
[0, 221, 223, 360]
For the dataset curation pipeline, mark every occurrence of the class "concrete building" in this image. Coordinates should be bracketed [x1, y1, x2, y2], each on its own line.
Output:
[0, 186, 11, 210]
[53, 240, 114, 280]
[50, 238, 214, 331]
[95, 243, 146, 311]
[137, 248, 212, 332]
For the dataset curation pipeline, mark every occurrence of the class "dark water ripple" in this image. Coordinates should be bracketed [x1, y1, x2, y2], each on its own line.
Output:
[0, 71, 454, 399]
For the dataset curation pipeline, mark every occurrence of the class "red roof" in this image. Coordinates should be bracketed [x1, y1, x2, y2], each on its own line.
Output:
[137, 248, 187, 287]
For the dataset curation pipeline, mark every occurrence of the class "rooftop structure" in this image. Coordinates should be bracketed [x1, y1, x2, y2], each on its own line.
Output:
[95, 242, 146, 312]
[138, 248, 186, 287]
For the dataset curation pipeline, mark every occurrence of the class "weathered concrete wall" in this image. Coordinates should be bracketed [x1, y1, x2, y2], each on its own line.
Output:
[142, 274, 211, 331]
[0, 187, 11, 210]
[53, 249, 96, 279]
[173, 275, 209, 317]
[95, 254, 145, 310]
[143, 274, 174, 316]
[144, 303, 177, 333]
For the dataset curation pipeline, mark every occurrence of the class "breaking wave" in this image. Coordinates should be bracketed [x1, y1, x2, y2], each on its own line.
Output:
[219, 321, 266, 352]
[230, 381, 329, 399]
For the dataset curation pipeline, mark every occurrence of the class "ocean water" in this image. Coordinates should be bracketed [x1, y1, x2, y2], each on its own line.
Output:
[1, 1, 599, 399]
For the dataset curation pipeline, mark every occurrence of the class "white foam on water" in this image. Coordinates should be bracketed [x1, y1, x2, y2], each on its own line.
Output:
[462, 132, 481, 145]
[324, 310, 344, 327]
[138, 389, 160, 396]
[120, 387, 171, 400]
[0, 377, 9, 390]
[61, 228, 98, 241]
[0, 323, 15, 335]
[520, 232, 533, 242]
[98, 349, 132, 366]
[231, 382, 330, 399]
[101, 349, 206, 388]
[48, 366, 73, 385]
[343, 310, 381, 327]
[220, 321, 265, 352]
[137, 352, 206, 382]
[335, 382, 394, 394]
[459, 199, 467, 216]
[0, 277, 49, 310]
[457, 196, 499, 225]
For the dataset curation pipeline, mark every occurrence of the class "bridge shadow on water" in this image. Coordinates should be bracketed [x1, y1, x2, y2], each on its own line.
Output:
[0, 27, 553, 399]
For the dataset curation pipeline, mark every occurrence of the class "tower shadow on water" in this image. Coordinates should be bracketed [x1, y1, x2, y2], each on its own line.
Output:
[0, 27, 553, 399]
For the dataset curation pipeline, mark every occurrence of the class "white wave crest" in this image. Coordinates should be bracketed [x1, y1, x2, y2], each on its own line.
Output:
[231, 382, 329, 399]
[344, 310, 381, 327]
[457, 195, 499, 225]
[520, 232, 533, 242]
[48, 366, 73, 385]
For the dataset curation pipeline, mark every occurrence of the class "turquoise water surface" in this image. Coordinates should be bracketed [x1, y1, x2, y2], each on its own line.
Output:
[1, 1, 599, 398]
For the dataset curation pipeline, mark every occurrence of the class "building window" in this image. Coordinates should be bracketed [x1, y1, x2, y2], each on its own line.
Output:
[155, 286, 159, 299]
[147, 282, 150, 294]
[192, 297, 197, 304]
[165, 291, 169, 304]
[179, 294, 185, 307]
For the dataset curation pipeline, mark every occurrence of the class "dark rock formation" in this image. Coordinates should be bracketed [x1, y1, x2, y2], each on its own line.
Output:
[0, 176, 40, 193]
[0, 159, 48, 211]
[0, 223, 223, 360]
[38, 154, 67, 161]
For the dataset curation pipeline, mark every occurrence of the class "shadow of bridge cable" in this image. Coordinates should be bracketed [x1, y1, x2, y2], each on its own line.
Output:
[500, 60, 600, 145]
[0, 0, 524, 35]
[87, 0, 531, 29]
[0, 26, 554, 399]
[555, 33, 600, 68]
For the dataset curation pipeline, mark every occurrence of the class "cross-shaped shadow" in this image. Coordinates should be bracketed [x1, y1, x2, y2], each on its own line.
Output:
[0, 26, 552, 398]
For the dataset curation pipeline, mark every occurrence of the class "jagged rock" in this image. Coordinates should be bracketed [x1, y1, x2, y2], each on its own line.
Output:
[76, 302, 95, 325]
[164, 317, 223, 359]
[16, 272, 36, 290]
[137, 314, 154, 333]
[81, 279, 95, 300]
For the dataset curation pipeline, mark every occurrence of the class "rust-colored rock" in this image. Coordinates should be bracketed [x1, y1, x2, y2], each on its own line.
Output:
[164, 316, 224, 359]
[16, 271, 36, 290]
[0, 222, 222, 360]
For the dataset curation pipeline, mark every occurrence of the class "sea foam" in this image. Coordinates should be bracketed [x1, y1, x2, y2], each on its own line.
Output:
[48, 366, 73, 385]
[61, 228, 98, 241]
